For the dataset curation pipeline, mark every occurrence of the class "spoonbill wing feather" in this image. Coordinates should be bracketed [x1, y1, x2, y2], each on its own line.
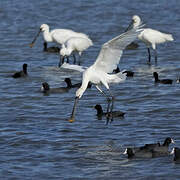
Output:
[93, 27, 143, 73]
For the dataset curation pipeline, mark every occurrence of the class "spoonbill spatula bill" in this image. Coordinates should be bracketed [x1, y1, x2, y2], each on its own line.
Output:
[126, 15, 174, 63]
[68, 25, 144, 122]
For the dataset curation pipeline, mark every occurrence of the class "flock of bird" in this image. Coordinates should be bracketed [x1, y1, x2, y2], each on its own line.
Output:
[28, 15, 176, 121]
[11, 15, 179, 161]
[13, 14, 176, 120]
[124, 137, 180, 163]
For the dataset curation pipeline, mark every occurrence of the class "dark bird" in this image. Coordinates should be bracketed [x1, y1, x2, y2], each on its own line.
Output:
[133, 137, 174, 157]
[41, 82, 68, 94]
[64, 78, 81, 88]
[124, 146, 171, 159]
[123, 148, 154, 159]
[64, 78, 92, 89]
[153, 72, 173, 84]
[151, 137, 174, 155]
[112, 67, 120, 73]
[43, 42, 60, 53]
[171, 147, 180, 162]
[123, 70, 134, 77]
[12, 63, 28, 78]
[140, 142, 160, 151]
[94, 104, 125, 119]
[113, 67, 134, 77]
[125, 42, 139, 50]
[176, 77, 180, 83]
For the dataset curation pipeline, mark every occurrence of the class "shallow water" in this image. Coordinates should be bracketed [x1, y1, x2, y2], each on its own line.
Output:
[0, 0, 180, 179]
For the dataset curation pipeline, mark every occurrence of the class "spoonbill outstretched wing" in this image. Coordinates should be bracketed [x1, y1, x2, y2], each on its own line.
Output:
[68, 25, 143, 122]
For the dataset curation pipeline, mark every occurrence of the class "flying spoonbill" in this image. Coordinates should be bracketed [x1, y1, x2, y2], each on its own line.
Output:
[60, 37, 93, 66]
[68, 25, 143, 122]
[126, 15, 174, 63]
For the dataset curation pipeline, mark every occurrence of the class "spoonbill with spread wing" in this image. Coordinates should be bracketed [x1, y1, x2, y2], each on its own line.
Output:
[68, 25, 143, 122]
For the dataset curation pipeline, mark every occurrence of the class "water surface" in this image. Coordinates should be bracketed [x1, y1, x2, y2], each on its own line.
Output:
[0, 0, 180, 179]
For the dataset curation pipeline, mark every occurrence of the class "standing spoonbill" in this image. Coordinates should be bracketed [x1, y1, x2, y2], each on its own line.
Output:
[68, 25, 143, 122]
[29, 24, 91, 65]
[126, 15, 174, 63]
[60, 37, 93, 66]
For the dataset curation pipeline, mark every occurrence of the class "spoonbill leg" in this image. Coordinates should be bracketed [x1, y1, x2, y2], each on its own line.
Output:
[154, 49, 158, 64]
[78, 53, 83, 66]
[66, 56, 70, 63]
[147, 48, 151, 63]
[73, 54, 76, 64]
[95, 86, 114, 116]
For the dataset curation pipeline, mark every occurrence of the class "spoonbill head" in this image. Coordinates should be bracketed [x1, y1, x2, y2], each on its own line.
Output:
[132, 15, 142, 28]
[29, 24, 50, 48]
[126, 15, 142, 31]
[68, 24, 143, 122]
[40, 24, 49, 32]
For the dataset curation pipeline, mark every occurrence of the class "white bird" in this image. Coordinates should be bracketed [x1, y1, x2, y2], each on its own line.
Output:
[60, 37, 93, 66]
[29, 24, 90, 65]
[68, 25, 143, 122]
[126, 15, 174, 63]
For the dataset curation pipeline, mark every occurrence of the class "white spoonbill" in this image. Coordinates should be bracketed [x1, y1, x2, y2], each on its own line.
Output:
[30, 24, 89, 48]
[68, 25, 143, 122]
[60, 37, 93, 66]
[127, 15, 174, 63]
[29, 24, 91, 65]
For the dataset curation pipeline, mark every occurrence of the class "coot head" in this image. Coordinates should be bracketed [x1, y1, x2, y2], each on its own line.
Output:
[41, 82, 50, 92]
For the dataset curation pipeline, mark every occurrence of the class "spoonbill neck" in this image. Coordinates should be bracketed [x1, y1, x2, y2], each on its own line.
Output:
[75, 70, 90, 99]
[66, 48, 73, 56]
[43, 30, 53, 42]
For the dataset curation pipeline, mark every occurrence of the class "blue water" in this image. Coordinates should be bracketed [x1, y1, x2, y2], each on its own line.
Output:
[0, 0, 180, 179]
